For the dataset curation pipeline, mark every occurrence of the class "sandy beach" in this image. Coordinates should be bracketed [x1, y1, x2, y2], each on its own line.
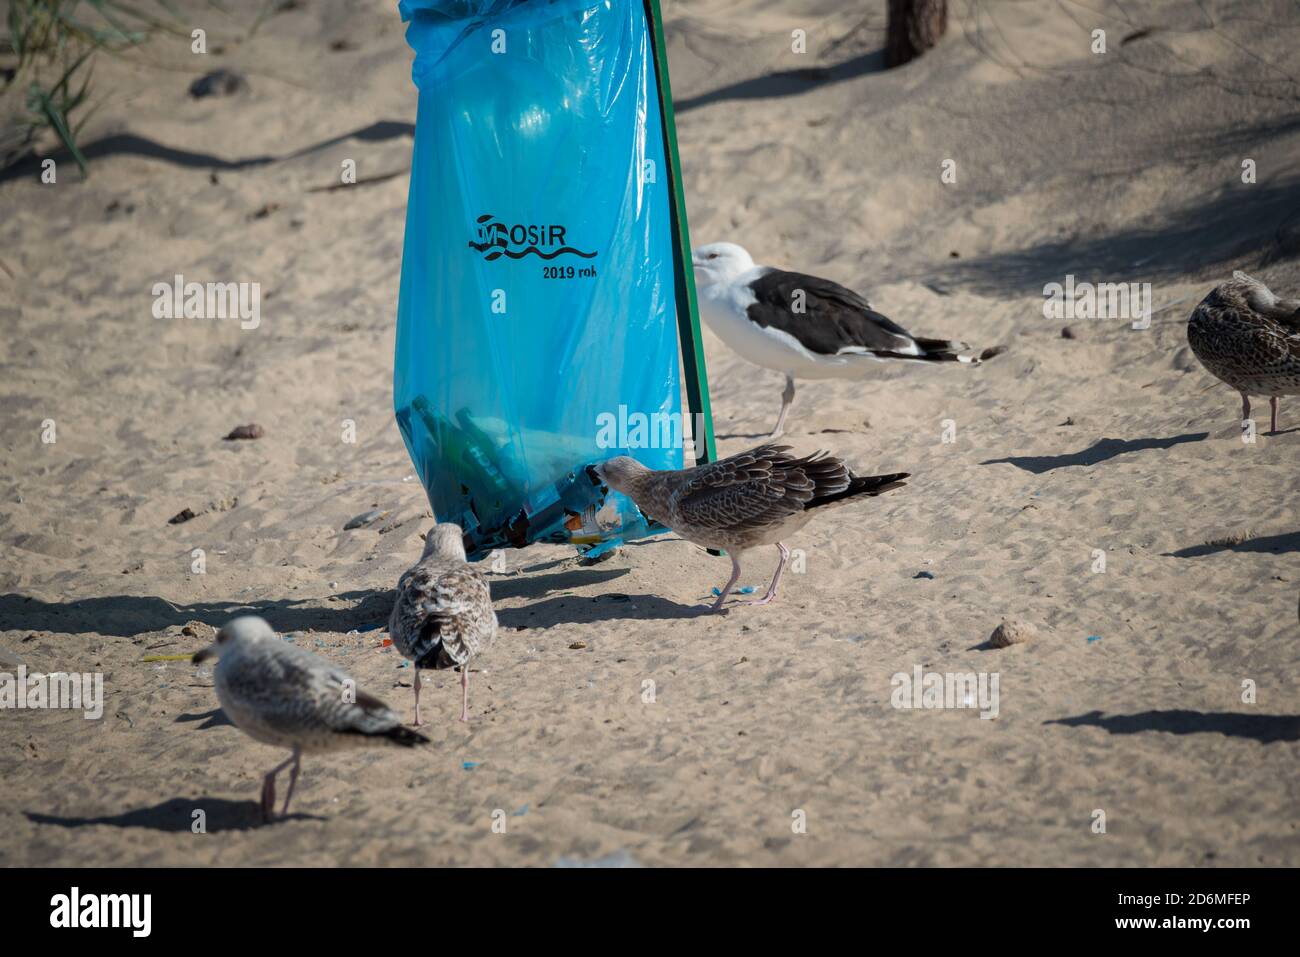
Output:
[1, 0, 1298, 866]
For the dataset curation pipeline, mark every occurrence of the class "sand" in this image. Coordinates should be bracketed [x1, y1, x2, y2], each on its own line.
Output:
[1, 0, 1298, 866]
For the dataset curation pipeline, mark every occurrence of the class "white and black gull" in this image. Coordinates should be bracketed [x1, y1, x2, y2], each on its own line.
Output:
[590, 444, 908, 611]
[692, 242, 993, 437]
[192, 615, 428, 821]
[388, 523, 498, 725]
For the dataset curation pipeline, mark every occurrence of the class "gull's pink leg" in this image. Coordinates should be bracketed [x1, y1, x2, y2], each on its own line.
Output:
[1271, 396, 1280, 434]
[459, 666, 470, 723]
[261, 752, 295, 822]
[745, 542, 790, 606]
[412, 668, 423, 727]
[280, 746, 302, 816]
[710, 554, 743, 612]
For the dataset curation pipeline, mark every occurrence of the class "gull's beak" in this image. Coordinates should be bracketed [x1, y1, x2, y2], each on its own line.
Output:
[690, 254, 704, 268]
[192, 645, 214, 664]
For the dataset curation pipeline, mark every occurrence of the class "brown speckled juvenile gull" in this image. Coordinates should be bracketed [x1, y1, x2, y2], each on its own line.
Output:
[1187, 271, 1300, 434]
[192, 615, 428, 821]
[388, 523, 498, 725]
[591, 444, 908, 611]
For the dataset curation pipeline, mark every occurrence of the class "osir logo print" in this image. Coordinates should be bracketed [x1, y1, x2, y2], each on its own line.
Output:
[468, 214, 597, 261]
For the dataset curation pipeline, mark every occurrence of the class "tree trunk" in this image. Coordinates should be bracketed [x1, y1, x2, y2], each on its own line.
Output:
[886, 0, 948, 68]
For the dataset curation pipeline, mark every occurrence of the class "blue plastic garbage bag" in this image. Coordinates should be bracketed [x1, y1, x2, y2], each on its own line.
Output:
[394, 0, 686, 560]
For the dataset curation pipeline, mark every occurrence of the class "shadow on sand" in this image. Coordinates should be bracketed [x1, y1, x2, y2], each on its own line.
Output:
[174, 707, 234, 730]
[0, 120, 415, 185]
[25, 797, 322, 833]
[1165, 530, 1300, 558]
[497, 592, 712, 629]
[675, 50, 885, 113]
[0, 589, 396, 639]
[1045, 710, 1300, 744]
[0, 567, 685, 637]
[981, 432, 1208, 473]
[922, 176, 1300, 295]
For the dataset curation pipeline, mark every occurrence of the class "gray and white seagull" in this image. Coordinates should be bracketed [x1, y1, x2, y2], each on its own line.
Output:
[388, 523, 498, 725]
[692, 242, 991, 437]
[192, 615, 428, 821]
[590, 444, 908, 611]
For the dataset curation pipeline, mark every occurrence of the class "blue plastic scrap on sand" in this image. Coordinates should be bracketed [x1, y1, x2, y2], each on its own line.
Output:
[394, 0, 685, 560]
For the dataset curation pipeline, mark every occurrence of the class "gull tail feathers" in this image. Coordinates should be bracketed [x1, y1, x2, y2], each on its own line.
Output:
[873, 336, 994, 364]
[380, 724, 431, 746]
[347, 689, 432, 744]
[808, 471, 909, 509]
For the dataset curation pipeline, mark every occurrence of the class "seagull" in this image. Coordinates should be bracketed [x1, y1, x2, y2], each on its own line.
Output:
[590, 444, 907, 611]
[192, 616, 428, 821]
[692, 242, 992, 437]
[388, 523, 498, 725]
[1187, 271, 1300, 434]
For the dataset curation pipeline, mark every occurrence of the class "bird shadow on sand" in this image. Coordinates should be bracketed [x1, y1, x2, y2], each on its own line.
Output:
[174, 707, 234, 730]
[675, 50, 884, 113]
[488, 567, 629, 602]
[1045, 710, 1300, 744]
[1165, 530, 1300, 557]
[0, 589, 395, 639]
[981, 432, 1208, 473]
[498, 592, 712, 628]
[1, 566, 695, 638]
[24, 797, 322, 833]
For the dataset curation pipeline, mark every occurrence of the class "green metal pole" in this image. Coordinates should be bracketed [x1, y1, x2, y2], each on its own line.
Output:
[644, 0, 717, 467]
